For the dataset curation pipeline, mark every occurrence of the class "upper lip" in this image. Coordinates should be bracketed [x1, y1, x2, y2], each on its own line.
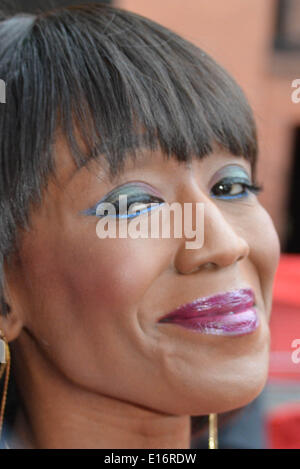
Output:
[158, 288, 255, 322]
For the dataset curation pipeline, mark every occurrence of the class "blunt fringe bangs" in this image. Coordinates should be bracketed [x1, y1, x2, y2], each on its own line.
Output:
[0, 3, 257, 317]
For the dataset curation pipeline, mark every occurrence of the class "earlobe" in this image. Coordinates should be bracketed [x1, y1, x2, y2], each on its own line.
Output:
[0, 259, 25, 341]
[0, 310, 24, 342]
[0, 292, 24, 342]
[0, 299, 11, 317]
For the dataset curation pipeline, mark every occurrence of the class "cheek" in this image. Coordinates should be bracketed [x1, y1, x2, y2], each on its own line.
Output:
[16, 214, 169, 332]
[246, 205, 280, 312]
[55, 233, 166, 316]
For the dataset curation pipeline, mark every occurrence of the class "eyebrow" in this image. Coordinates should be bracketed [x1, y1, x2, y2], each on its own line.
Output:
[57, 154, 110, 191]
[64, 144, 249, 194]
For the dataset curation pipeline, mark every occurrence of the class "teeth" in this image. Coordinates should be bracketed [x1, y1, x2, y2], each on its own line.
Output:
[228, 311, 235, 315]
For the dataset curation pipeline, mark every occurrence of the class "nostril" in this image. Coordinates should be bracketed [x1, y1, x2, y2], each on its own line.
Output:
[237, 254, 246, 262]
[183, 262, 216, 274]
[203, 262, 217, 270]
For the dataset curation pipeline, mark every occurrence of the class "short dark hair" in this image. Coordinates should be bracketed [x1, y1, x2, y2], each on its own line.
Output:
[0, 2, 258, 444]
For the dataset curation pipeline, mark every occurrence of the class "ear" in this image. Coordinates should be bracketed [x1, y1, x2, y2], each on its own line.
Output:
[0, 260, 24, 342]
[0, 297, 24, 342]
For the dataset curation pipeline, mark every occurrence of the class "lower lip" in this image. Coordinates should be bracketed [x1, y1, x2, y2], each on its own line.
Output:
[159, 307, 259, 336]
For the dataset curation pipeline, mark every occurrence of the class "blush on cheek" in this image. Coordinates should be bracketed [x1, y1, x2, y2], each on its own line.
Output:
[60, 236, 161, 316]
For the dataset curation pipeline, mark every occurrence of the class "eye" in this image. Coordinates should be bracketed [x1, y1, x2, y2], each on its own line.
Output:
[84, 183, 165, 219]
[110, 196, 164, 219]
[125, 201, 160, 218]
[210, 177, 263, 200]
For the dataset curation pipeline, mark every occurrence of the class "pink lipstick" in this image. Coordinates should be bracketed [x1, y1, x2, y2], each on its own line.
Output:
[158, 288, 259, 336]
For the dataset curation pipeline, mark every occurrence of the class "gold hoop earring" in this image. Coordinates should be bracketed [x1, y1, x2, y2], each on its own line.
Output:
[208, 413, 218, 449]
[0, 330, 11, 441]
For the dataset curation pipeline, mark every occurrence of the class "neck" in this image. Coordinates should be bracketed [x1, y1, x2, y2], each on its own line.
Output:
[9, 334, 191, 449]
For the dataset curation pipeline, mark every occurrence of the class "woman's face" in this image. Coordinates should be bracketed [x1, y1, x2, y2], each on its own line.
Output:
[8, 138, 280, 415]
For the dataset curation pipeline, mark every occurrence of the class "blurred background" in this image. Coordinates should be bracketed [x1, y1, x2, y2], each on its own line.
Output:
[1, 0, 300, 449]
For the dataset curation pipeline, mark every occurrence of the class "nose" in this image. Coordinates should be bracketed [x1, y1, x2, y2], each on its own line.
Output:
[173, 197, 250, 275]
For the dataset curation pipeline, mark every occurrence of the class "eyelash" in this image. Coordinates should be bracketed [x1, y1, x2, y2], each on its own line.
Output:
[210, 178, 263, 200]
[85, 177, 263, 219]
[93, 194, 164, 219]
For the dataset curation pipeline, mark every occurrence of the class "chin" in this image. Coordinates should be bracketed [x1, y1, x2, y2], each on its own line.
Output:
[160, 348, 270, 416]
[150, 362, 269, 417]
[190, 355, 270, 416]
[210, 373, 268, 415]
[171, 375, 269, 417]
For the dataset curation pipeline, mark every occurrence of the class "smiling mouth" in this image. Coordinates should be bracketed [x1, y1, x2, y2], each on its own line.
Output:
[157, 288, 259, 336]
